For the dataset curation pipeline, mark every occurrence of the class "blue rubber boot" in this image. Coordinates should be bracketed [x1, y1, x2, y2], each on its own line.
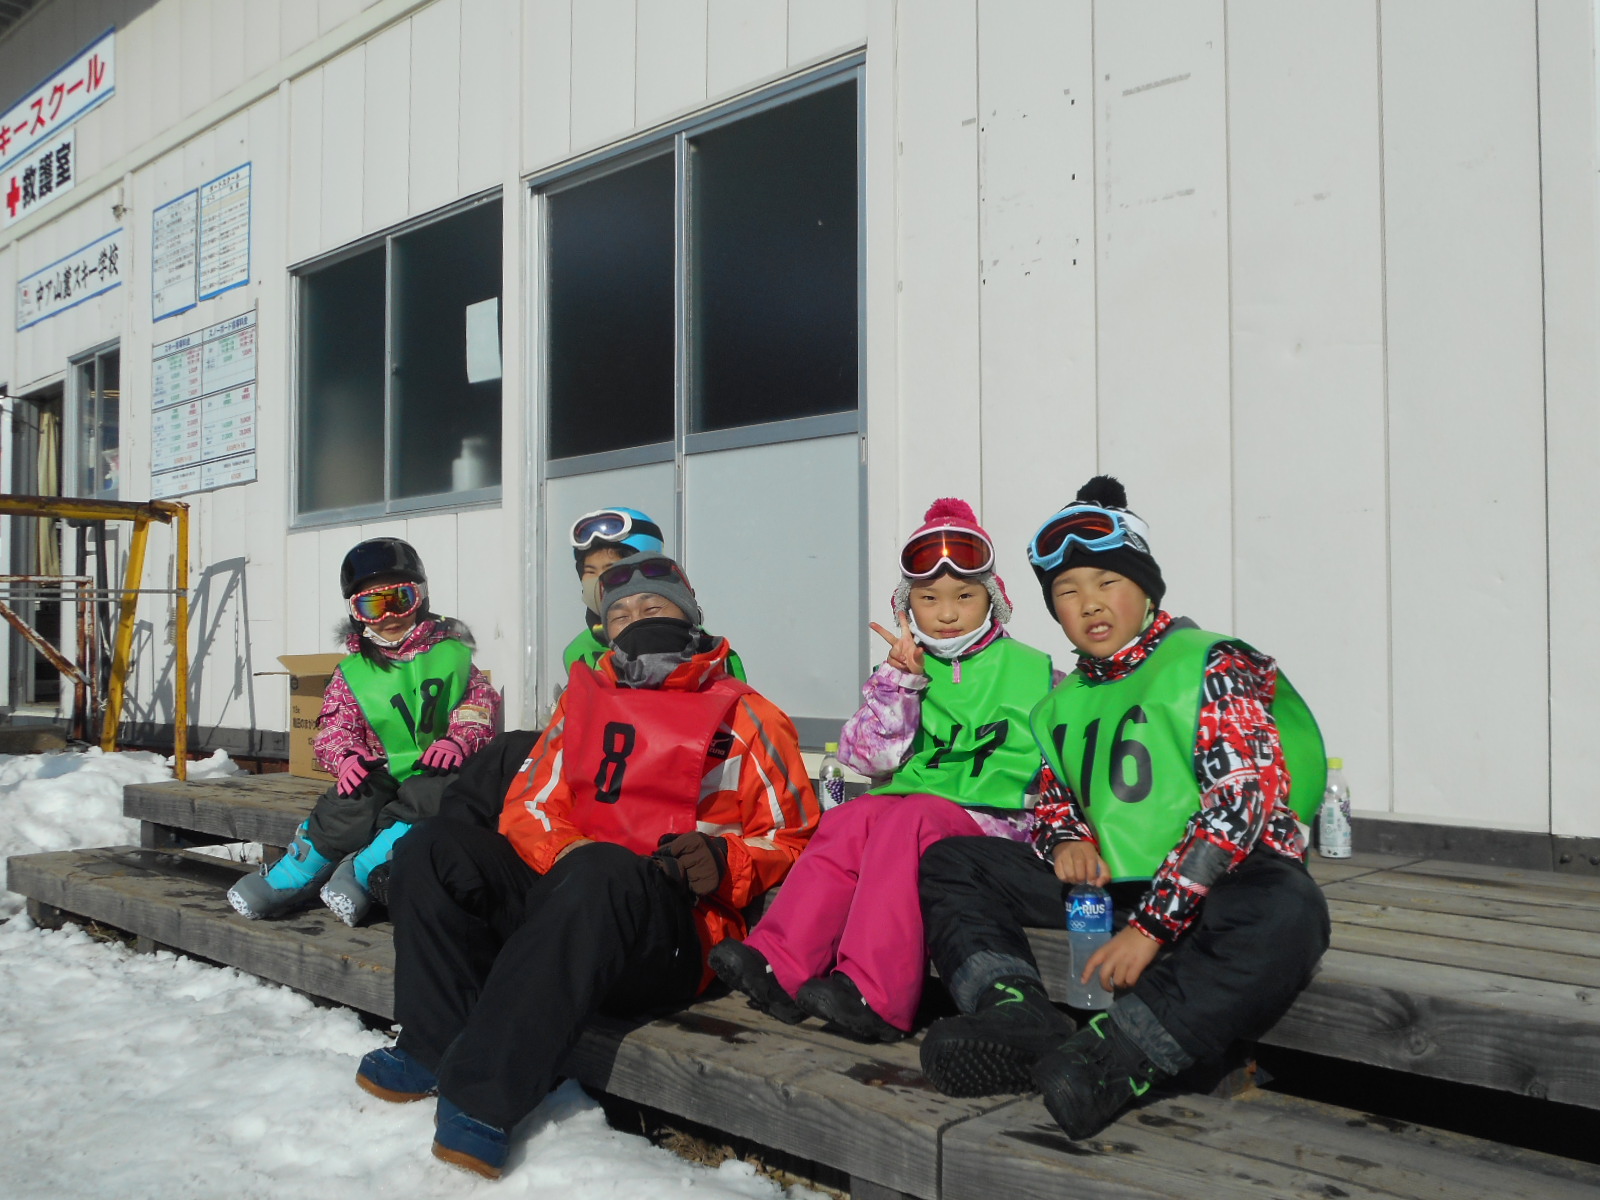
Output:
[226, 822, 335, 920]
[356, 1045, 438, 1103]
[354, 821, 413, 887]
[432, 1097, 509, 1179]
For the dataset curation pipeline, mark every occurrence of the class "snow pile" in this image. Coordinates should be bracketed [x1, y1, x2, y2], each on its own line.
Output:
[0, 917, 811, 1200]
[0, 751, 823, 1199]
[0, 747, 243, 918]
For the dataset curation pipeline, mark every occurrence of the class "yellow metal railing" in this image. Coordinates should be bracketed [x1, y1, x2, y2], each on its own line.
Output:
[0, 495, 190, 779]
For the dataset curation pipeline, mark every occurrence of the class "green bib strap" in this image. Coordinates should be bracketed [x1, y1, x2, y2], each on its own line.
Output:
[338, 638, 473, 781]
[872, 637, 1054, 810]
[1030, 628, 1324, 881]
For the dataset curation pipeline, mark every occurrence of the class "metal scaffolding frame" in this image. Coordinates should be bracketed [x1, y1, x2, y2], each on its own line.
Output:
[0, 495, 191, 779]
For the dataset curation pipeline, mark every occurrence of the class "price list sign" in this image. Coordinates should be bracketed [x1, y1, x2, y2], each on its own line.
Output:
[151, 309, 258, 498]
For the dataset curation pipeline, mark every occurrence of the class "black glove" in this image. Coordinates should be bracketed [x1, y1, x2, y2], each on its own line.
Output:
[655, 832, 729, 898]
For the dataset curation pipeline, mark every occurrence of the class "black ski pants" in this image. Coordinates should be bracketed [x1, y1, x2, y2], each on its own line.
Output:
[920, 837, 1330, 1069]
[389, 820, 703, 1128]
[305, 771, 455, 858]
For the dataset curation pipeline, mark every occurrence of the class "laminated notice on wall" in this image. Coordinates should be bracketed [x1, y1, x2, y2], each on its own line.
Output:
[198, 163, 250, 300]
[150, 310, 259, 497]
[151, 188, 198, 320]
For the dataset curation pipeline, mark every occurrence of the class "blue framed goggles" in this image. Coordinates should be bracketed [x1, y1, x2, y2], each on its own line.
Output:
[1027, 505, 1135, 571]
[570, 509, 663, 552]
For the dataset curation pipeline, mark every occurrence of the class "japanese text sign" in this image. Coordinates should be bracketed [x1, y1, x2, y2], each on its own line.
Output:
[16, 227, 123, 330]
[3, 128, 75, 228]
[0, 28, 115, 173]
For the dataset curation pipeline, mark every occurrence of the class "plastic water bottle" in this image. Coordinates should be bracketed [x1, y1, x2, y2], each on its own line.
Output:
[1065, 884, 1115, 1009]
[817, 742, 848, 809]
[1318, 757, 1352, 859]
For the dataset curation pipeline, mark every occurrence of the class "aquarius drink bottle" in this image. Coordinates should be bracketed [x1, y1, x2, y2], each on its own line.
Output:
[1066, 884, 1115, 1009]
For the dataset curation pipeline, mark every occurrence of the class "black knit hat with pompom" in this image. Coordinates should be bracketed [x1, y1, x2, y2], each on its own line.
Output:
[1032, 475, 1166, 616]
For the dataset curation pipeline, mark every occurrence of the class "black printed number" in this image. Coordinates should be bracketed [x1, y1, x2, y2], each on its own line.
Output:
[1053, 704, 1153, 808]
[388, 677, 449, 744]
[1109, 705, 1152, 804]
[970, 721, 1009, 777]
[594, 722, 637, 804]
[928, 720, 1010, 777]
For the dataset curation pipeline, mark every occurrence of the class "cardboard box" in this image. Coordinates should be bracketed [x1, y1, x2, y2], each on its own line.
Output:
[278, 653, 345, 781]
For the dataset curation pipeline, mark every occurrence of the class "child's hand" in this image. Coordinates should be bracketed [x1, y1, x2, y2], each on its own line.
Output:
[1051, 841, 1110, 886]
[1083, 925, 1162, 992]
[869, 612, 926, 676]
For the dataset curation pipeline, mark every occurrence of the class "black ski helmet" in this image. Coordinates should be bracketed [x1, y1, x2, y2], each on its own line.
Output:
[340, 538, 427, 598]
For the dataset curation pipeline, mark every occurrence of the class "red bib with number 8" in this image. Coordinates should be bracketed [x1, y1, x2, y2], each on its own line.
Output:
[562, 663, 753, 854]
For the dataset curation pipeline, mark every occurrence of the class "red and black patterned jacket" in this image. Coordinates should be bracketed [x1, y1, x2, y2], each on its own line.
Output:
[1032, 610, 1303, 943]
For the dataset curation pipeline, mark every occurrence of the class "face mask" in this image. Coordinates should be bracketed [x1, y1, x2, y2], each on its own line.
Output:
[910, 613, 993, 660]
[581, 575, 603, 616]
[611, 617, 699, 661]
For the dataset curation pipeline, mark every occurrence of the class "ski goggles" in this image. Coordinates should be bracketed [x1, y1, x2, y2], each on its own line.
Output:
[569, 509, 662, 551]
[597, 557, 693, 597]
[1027, 505, 1140, 571]
[349, 582, 425, 624]
[900, 526, 996, 580]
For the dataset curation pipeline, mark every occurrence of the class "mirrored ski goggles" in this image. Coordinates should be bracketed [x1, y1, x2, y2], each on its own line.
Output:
[349, 582, 424, 623]
[597, 557, 693, 597]
[900, 527, 996, 579]
[1028, 505, 1134, 571]
[570, 509, 661, 551]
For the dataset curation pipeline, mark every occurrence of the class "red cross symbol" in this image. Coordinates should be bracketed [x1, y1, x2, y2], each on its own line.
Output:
[5, 174, 20, 218]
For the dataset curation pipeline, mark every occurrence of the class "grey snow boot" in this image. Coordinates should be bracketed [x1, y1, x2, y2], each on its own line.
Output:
[319, 853, 371, 927]
[227, 822, 336, 920]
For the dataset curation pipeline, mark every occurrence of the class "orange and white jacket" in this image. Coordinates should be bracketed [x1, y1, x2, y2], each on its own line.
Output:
[499, 637, 821, 977]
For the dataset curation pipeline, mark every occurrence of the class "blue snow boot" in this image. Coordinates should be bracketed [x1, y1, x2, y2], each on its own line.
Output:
[433, 1096, 509, 1179]
[227, 822, 335, 920]
[321, 822, 412, 927]
[356, 1044, 438, 1103]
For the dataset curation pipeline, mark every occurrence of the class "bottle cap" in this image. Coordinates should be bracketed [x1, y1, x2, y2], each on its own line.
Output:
[825, 741, 839, 753]
[1327, 756, 1343, 770]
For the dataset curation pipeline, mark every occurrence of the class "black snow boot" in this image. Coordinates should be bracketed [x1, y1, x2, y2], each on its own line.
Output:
[708, 938, 807, 1025]
[1031, 1011, 1165, 1139]
[919, 976, 1076, 1097]
[795, 972, 906, 1044]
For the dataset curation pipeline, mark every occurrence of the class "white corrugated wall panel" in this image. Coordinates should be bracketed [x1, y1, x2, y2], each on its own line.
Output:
[362, 19, 411, 232]
[1225, 0, 1391, 812]
[1380, 0, 1547, 829]
[409, 0, 462, 217]
[569, 0, 636, 152]
[1092, 1, 1233, 634]
[636, 0, 710, 128]
[707, 0, 788, 98]
[973, 0, 1099, 658]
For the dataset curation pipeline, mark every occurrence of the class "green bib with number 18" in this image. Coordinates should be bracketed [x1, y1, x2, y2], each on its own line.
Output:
[872, 637, 1054, 810]
[338, 638, 472, 781]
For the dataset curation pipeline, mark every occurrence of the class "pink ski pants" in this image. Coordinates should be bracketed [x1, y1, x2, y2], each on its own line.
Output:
[743, 792, 984, 1030]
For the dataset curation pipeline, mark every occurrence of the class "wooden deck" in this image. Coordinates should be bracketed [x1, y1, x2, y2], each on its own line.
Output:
[6, 773, 1600, 1198]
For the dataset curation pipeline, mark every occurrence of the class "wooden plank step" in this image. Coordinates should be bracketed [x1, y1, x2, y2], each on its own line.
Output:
[123, 776, 324, 847]
[7, 846, 396, 1016]
[941, 1088, 1600, 1200]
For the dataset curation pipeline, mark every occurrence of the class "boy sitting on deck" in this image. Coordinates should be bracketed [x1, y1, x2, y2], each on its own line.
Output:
[916, 476, 1332, 1140]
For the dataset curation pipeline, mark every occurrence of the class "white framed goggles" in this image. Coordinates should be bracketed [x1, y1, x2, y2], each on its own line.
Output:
[569, 509, 662, 552]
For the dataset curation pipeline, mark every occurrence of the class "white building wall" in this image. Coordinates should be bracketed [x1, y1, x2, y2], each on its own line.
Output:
[1, 0, 1596, 839]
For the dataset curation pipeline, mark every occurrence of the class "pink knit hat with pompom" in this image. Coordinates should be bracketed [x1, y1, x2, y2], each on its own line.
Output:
[891, 498, 1014, 624]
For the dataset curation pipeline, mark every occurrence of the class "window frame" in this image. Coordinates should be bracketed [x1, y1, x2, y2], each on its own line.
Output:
[532, 55, 866, 480]
[288, 189, 505, 529]
[526, 56, 868, 739]
[67, 339, 120, 502]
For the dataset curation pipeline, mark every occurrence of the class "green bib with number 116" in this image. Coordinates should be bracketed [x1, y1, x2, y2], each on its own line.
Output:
[872, 636, 1053, 809]
[1030, 627, 1325, 881]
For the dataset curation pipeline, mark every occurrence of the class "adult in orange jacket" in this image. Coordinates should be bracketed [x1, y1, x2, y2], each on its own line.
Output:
[355, 553, 820, 1180]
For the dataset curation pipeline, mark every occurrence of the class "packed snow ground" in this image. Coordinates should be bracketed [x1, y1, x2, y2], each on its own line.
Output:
[0, 748, 824, 1200]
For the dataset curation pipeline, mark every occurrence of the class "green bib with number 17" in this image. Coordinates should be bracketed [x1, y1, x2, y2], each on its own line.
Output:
[1030, 627, 1325, 881]
[338, 638, 473, 781]
[872, 637, 1054, 809]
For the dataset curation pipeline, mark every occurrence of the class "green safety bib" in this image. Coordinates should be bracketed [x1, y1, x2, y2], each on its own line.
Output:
[338, 638, 473, 781]
[562, 625, 749, 682]
[1030, 627, 1325, 881]
[872, 637, 1054, 810]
